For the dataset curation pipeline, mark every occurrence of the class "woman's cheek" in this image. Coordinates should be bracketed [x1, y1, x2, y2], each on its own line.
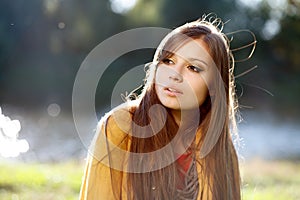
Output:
[155, 66, 168, 86]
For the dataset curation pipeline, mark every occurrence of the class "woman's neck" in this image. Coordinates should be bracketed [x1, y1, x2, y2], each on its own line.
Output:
[170, 109, 199, 126]
[171, 109, 181, 126]
[170, 108, 200, 155]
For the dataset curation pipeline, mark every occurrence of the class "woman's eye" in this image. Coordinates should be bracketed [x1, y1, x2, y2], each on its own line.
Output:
[162, 58, 174, 65]
[187, 65, 202, 73]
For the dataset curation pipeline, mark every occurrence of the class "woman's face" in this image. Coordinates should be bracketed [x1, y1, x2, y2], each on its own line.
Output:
[155, 38, 214, 111]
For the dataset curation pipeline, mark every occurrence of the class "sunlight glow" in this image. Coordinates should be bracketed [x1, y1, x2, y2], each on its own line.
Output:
[238, 0, 289, 40]
[110, 0, 138, 14]
[0, 107, 29, 158]
[236, 0, 263, 9]
[44, 0, 59, 15]
[267, 0, 287, 10]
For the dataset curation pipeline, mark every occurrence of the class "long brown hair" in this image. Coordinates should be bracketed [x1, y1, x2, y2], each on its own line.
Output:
[123, 15, 240, 199]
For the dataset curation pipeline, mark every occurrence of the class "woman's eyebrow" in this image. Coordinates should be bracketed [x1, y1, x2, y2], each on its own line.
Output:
[186, 57, 209, 67]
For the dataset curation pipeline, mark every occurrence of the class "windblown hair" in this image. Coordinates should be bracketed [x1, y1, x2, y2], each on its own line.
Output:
[118, 15, 240, 199]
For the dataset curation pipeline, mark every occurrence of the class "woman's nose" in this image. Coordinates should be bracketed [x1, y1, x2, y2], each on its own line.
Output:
[168, 67, 183, 83]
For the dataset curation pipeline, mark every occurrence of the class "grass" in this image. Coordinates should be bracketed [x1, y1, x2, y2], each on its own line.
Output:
[0, 161, 84, 200]
[240, 158, 300, 200]
[0, 159, 299, 199]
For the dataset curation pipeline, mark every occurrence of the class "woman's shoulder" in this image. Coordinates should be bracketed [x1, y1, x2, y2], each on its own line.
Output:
[89, 102, 137, 171]
[96, 101, 137, 143]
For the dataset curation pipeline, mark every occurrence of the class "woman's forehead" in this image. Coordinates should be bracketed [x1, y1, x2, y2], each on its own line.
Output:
[169, 39, 212, 63]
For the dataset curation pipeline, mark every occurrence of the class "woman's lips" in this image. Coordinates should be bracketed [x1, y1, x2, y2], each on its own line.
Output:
[164, 87, 183, 97]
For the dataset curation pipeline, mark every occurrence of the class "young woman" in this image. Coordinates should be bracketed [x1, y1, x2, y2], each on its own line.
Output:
[80, 15, 241, 200]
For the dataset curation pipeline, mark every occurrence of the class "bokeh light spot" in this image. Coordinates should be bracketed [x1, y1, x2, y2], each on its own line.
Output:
[58, 22, 66, 29]
[110, 0, 137, 14]
[262, 19, 281, 40]
[47, 103, 61, 117]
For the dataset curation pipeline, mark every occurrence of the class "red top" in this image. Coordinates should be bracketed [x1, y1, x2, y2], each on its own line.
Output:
[176, 152, 193, 189]
[177, 152, 192, 172]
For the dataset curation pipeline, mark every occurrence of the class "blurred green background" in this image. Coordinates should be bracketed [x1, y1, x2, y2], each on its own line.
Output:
[0, 0, 300, 199]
